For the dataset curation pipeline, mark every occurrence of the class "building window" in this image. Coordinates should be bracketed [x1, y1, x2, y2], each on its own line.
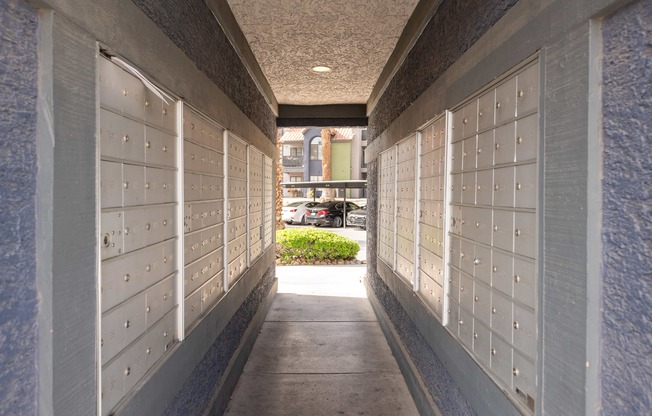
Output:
[310, 137, 322, 160]
[290, 176, 301, 182]
[290, 147, 303, 157]
[310, 175, 323, 182]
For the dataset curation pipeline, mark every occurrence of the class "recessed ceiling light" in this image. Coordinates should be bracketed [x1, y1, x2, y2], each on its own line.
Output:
[312, 65, 332, 73]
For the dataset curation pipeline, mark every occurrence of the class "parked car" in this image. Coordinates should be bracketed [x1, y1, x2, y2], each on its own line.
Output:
[305, 201, 360, 228]
[282, 201, 319, 225]
[346, 206, 367, 230]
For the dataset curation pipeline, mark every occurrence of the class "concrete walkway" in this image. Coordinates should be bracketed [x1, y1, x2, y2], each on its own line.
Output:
[225, 265, 419, 416]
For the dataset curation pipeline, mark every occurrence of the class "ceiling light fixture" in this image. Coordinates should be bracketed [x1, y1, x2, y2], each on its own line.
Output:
[312, 65, 332, 73]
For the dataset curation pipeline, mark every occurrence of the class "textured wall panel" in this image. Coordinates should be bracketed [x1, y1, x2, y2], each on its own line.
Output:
[368, 0, 518, 140]
[227, 0, 419, 105]
[132, 0, 276, 142]
[0, 0, 39, 414]
[601, 0, 652, 413]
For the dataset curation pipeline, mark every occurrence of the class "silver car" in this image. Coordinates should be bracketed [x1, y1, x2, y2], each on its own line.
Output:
[282, 201, 319, 225]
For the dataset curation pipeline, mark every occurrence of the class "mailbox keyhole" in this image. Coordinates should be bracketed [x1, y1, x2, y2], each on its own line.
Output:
[103, 234, 110, 247]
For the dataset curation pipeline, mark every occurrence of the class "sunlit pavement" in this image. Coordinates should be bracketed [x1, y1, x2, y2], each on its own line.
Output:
[224, 265, 419, 415]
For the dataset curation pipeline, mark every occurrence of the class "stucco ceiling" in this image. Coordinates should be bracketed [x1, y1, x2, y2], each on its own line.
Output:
[225, 0, 420, 106]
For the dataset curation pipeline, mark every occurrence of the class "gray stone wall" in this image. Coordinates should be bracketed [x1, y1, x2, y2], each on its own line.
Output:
[368, 0, 518, 140]
[132, 0, 277, 142]
[0, 0, 39, 414]
[601, 0, 652, 413]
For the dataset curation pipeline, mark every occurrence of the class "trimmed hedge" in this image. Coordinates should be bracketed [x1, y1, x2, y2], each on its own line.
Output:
[276, 228, 360, 263]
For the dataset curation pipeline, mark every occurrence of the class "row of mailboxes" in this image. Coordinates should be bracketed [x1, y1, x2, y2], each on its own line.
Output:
[102, 308, 176, 416]
[185, 271, 224, 330]
[378, 242, 394, 265]
[227, 253, 247, 286]
[448, 299, 536, 403]
[419, 147, 446, 178]
[101, 206, 176, 260]
[227, 216, 248, 242]
[184, 248, 223, 294]
[396, 234, 415, 260]
[376, 61, 539, 414]
[183, 111, 224, 153]
[395, 179, 416, 204]
[450, 163, 537, 209]
[396, 254, 415, 284]
[449, 208, 536, 259]
[100, 109, 177, 168]
[397, 160, 416, 180]
[184, 201, 223, 233]
[228, 156, 248, 180]
[100, 56, 181, 416]
[184, 224, 223, 265]
[99, 58, 177, 133]
[419, 224, 445, 258]
[451, 114, 538, 172]
[449, 238, 536, 309]
[396, 217, 415, 239]
[102, 273, 176, 365]
[420, 121, 446, 155]
[101, 161, 176, 209]
[228, 135, 248, 162]
[451, 63, 539, 142]
[397, 135, 417, 163]
[419, 200, 445, 229]
[419, 270, 444, 317]
[184, 172, 224, 202]
[450, 270, 536, 357]
[419, 176, 446, 201]
[102, 239, 176, 313]
[184, 140, 223, 175]
[419, 247, 445, 285]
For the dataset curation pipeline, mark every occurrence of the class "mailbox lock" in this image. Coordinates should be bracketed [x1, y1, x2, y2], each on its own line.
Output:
[103, 234, 111, 247]
[517, 137, 523, 145]
[494, 184, 500, 191]
[163, 220, 168, 226]
[124, 181, 129, 189]
[493, 225, 499, 231]
[513, 367, 520, 376]
[477, 148, 482, 154]
[145, 223, 151, 230]
[146, 347, 151, 355]
[518, 90, 525, 98]
[516, 183, 522, 190]
[475, 296, 480, 302]
[122, 89, 128, 97]
[163, 256, 168, 263]
[495, 143, 501, 150]
[124, 320, 130, 328]
[513, 321, 520, 330]
[145, 264, 151, 272]
[145, 101, 150, 107]
[496, 102, 501, 109]
[491, 348, 497, 355]
[163, 331, 168, 338]
[145, 183, 151, 190]
[163, 108, 168, 115]
[123, 134, 129, 143]
[163, 294, 168, 300]
[460, 286, 465, 292]
[474, 332, 478, 339]
[124, 367, 131, 376]
[463, 118, 468, 125]
[459, 319, 464, 325]
[514, 274, 521, 283]
[146, 306, 151, 313]
[515, 229, 521, 237]
[476, 221, 480, 227]
[163, 146, 168, 152]
[492, 307, 497, 314]
[123, 274, 130, 282]
[493, 266, 498, 272]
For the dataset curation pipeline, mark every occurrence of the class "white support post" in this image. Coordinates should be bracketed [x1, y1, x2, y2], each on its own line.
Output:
[175, 101, 186, 341]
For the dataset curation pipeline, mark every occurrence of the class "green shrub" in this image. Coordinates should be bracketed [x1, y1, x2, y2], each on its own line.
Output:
[276, 228, 360, 263]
